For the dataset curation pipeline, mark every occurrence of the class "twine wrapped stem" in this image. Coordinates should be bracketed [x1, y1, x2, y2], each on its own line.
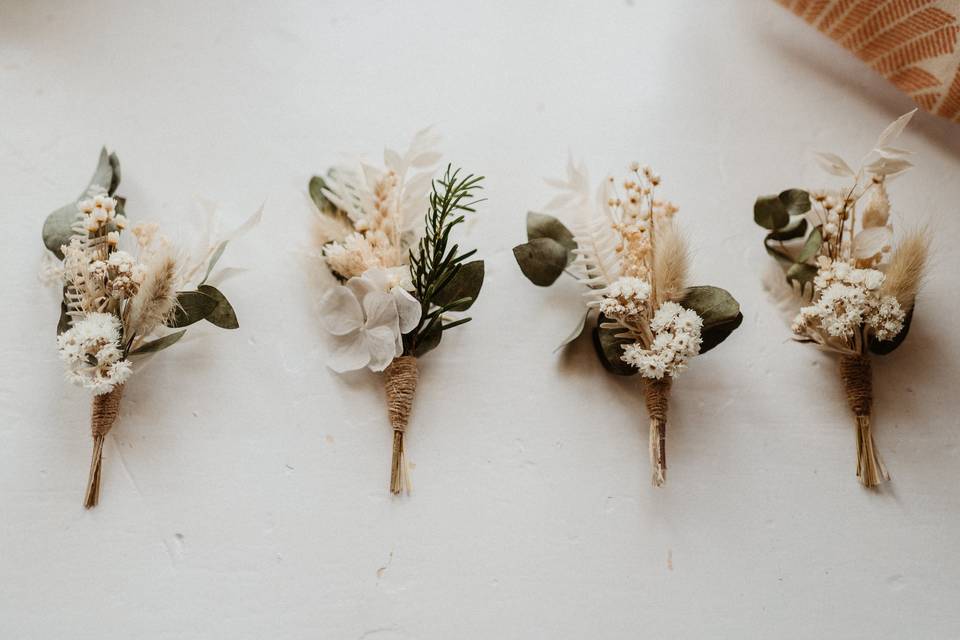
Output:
[84, 383, 125, 508]
[644, 377, 672, 487]
[384, 356, 418, 495]
[839, 354, 889, 487]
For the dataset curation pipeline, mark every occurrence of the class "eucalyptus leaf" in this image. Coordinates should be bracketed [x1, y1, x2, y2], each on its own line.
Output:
[309, 174, 352, 228]
[763, 236, 795, 268]
[413, 320, 443, 357]
[592, 317, 637, 376]
[167, 290, 218, 328]
[197, 284, 239, 329]
[754, 195, 788, 230]
[107, 152, 121, 195]
[42, 148, 118, 259]
[57, 299, 71, 335]
[129, 329, 187, 355]
[680, 286, 743, 354]
[526, 212, 576, 262]
[785, 262, 818, 297]
[513, 238, 568, 287]
[767, 216, 807, 241]
[309, 175, 334, 213]
[779, 189, 811, 215]
[796, 226, 822, 263]
[754, 190, 811, 231]
[868, 306, 913, 355]
[555, 310, 589, 352]
[433, 260, 484, 311]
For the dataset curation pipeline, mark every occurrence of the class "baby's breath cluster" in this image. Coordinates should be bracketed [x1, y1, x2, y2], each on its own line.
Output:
[793, 257, 904, 342]
[56, 312, 132, 393]
[622, 301, 703, 379]
[599, 276, 704, 380]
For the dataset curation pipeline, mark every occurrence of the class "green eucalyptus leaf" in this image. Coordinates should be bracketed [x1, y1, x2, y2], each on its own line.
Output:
[57, 299, 71, 335]
[413, 321, 443, 357]
[526, 211, 576, 262]
[797, 226, 823, 263]
[555, 310, 589, 352]
[513, 238, 568, 286]
[167, 290, 218, 328]
[42, 148, 118, 259]
[592, 316, 637, 376]
[42, 203, 80, 259]
[778, 189, 811, 216]
[754, 189, 811, 230]
[767, 216, 808, 241]
[129, 329, 187, 355]
[433, 260, 484, 311]
[754, 195, 789, 230]
[197, 284, 239, 329]
[763, 236, 795, 268]
[309, 175, 334, 213]
[680, 285, 743, 354]
[107, 151, 121, 195]
[785, 262, 818, 297]
[868, 306, 914, 355]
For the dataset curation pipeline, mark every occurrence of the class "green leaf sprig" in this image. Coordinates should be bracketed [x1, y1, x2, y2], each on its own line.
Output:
[404, 165, 485, 357]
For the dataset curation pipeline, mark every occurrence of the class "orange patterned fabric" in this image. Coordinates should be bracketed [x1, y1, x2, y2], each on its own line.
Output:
[777, 0, 960, 122]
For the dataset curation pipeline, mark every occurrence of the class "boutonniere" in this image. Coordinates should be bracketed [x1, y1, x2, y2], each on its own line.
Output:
[754, 110, 930, 487]
[309, 131, 485, 495]
[514, 159, 742, 486]
[42, 149, 259, 507]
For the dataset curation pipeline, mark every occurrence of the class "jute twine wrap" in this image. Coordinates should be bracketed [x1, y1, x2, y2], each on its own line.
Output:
[384, 356, 418, 495]
[84, 383, 125, 508]
[839, 354, 889, 487]
[644, 377, 672, 487]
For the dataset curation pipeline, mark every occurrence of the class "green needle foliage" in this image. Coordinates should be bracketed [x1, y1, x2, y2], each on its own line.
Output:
[405, 165, 485, 357]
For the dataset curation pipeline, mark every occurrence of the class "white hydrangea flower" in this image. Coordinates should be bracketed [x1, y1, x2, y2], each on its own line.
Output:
[621, 301, 703, 379]
[318, 268, 422, 372]
[56, 312, 132, 394]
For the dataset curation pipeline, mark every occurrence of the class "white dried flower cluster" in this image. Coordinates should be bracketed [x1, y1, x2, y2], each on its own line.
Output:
[622, 301, 703, 379]
[89, 250, 148, 299]
[79, 190, 126, 235]
[792, 257, 904, 342]
[599, 276, 651, 318]
[56, 312, 132, 394]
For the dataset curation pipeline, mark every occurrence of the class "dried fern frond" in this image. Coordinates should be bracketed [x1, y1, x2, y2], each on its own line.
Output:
[652, 219, 688, 305]
[126, 249, 178, 339]
[571, 214, 622, 306]
[882, 229, 929, 312]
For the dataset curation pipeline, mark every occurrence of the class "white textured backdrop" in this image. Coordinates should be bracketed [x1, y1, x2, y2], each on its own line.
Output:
[2, 1, 959, 638]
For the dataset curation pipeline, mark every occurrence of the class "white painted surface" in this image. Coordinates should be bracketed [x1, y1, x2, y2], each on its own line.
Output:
[2, 1, 959, 638]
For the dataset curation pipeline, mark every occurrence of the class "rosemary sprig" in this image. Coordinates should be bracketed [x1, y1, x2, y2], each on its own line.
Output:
[405, 165, 484, 355]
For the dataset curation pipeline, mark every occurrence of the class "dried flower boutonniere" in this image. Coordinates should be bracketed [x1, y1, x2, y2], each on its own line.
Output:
[309, 131, 485, 495]
[753, 110, 930, 487]
[42, 149, 259, 508]
[514, 159, 742, 486]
